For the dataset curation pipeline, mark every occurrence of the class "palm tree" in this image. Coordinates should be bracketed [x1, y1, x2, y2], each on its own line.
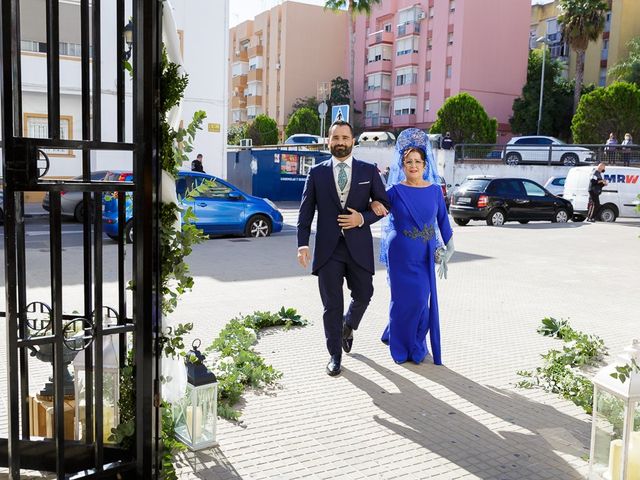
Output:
[609, 37, 640, 86]
[325, 0, 381, 123]
[557, 0, 608, 112]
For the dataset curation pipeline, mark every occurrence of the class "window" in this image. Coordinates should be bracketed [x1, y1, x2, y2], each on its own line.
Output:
[605, 11, 611, 31]
[398, 7, 417, 25]
[429, 6, 434, 18]
[247, 106, 261, 119]
[424, 99, 430, 111]
[599, 67, 607, 87]
[396, 66, 418, 86]
[24, 113, 73, 156]
[396, 36, 419, 56]
[368, 44, 392, 63]
[448, 32, 454, 45]
[426, 68, 431, 81]
[384, 23, 392, 32]
[491, 179, 524, 196]
[393, 96, 416, 115]
[197, 179, 233, 199]
[427, 37, 433, 50]
[522, 180, 546, 197]
[367, 73, 391, 90]
[449, 0, 456, 12]
[446, 65, 452, 78]
[601, 39, 609, 61]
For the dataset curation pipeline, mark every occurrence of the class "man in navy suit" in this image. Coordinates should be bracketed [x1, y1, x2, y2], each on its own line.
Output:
[297, 121, 390, 376]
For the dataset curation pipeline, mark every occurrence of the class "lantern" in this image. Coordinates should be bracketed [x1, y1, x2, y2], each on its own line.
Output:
[589, 339, 640, 480]
[173, 339, 218, 450]
[73, 334, 120, 443]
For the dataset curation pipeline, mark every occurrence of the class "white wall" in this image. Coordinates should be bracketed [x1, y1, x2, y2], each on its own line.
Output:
[354, 146, 573, 187]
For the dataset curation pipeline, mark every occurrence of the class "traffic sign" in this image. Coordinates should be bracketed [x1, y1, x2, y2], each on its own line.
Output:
[318, 101, 328, 116]
[331, 104, 349, 123]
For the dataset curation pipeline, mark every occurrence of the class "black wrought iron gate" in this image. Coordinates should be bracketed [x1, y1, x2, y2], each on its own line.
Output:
[0, 0, 161, 477]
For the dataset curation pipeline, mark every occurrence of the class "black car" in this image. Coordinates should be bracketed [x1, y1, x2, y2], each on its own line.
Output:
[450, 177, 573, 226]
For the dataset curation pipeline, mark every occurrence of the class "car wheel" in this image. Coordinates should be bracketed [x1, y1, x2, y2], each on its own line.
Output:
[505, 152, 521, 165]
[453, 218, 470, 226]
[518, 220, 529, 224]
[599, 206, 617, 223]
[486, 208, 506, 226]
[245, 215, 271, 237]
[74, 201, 95, 223]
[572, 215, 585, 223]
[552, 208, 569, 223]
[124, 219, 134, 244]
[561, 153, 578, 166]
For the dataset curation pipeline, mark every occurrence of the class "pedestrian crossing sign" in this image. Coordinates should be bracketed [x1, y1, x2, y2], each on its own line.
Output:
[331, 105, 349, 123]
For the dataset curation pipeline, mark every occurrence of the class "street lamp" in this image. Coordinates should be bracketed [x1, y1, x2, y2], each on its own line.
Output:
[536, 35, 547, 136]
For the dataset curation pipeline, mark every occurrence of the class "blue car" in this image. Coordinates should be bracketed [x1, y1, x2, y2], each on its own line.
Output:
[103, 171, 283, 242]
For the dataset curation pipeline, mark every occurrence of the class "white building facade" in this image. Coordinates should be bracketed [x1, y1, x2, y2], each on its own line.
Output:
[1, 0, 229, 180]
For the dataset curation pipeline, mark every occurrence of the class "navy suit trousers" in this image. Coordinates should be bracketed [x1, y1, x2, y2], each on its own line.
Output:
[317, 236, 374, 357]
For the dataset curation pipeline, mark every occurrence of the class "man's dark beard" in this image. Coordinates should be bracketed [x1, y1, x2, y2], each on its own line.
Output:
[330, 144, 352, 158]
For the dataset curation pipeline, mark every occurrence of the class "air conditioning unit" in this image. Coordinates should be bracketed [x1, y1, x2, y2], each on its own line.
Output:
[275, 63, 281, 70]
[417, 11, 426, 20]
[240, 138, 253, 147]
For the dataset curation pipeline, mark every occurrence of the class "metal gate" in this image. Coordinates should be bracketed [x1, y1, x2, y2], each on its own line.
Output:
[0, 0, 161, 477]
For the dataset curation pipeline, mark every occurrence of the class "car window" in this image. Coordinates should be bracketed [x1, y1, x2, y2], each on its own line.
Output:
[522, 180, 546, 197]
[489, 179, 524, 196]
[552, 178, 565, 186]
[514, 138, 532, 145]
[460, 179, 490, 192]
[196, 179, 233, 199]
[537, 138, 553, 145]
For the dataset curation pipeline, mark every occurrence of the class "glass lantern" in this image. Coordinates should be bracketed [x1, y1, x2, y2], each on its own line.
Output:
[73, 334, 120, 443]
[173, 339, 218, 450]
[589, 339, 640, 480]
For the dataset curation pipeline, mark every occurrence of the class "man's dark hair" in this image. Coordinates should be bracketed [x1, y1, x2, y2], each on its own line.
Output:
[329, 120, 354, 137]
[196, 153, 203, 159]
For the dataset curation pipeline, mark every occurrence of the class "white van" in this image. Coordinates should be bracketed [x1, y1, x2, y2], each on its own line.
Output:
[564, 166, 640, 222]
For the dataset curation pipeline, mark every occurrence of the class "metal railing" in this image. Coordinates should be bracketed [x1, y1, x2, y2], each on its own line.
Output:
[453, 143, 640, 166]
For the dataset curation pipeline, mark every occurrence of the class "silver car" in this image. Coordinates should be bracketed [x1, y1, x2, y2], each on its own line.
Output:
[42, 170, 110, 222]
[503, 136, 594, 166]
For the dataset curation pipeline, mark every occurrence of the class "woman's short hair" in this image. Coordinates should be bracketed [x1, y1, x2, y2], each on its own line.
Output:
[402, 147, 426, 161]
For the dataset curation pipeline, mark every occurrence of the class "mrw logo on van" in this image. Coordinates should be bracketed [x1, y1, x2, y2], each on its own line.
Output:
[604, 174, 639, 184]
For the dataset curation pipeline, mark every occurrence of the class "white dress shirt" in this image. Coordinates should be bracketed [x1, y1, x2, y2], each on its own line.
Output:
[332, 155, 352, 209]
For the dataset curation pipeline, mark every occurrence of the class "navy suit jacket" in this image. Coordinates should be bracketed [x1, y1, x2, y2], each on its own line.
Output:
[297, 158, 390, 275]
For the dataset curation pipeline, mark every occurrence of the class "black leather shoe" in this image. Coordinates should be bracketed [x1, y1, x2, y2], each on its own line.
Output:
[342, 323, 354, 353]
[326, 355, 342, 376]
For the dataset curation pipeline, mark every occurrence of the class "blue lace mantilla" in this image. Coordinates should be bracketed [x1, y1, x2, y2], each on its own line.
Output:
[402, 224, 435, 243]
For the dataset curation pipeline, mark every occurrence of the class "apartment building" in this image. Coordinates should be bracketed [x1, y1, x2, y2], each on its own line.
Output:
[353, 0, 530, 133]
[229, 1, 348, 133]
[3, 0, 229, 178]
[530, 0, 640, 87]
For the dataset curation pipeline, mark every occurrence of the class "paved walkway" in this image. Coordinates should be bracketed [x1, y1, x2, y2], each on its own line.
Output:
[169, 211, 640, 479]
[1, 206, 638, 479]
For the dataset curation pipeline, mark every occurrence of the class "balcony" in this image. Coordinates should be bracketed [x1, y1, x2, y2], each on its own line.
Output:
[391, 113, 416, 126]
[364, 116, 391, 128]
[397, 22, 420, 38]
[248, 45, 263, 57]
[365, 59, 392, 74]
[231, 96, 247, 109]
[367, 30, 394, 47]
[232, 74, 248, 89]
[364, 88, 391, 102]
[232, 50, 248, 63]
[394, 52, 420, 67]
[246, 95, 262, 107]
[248, 68, 263, 83]
[394, 83, 418, 97]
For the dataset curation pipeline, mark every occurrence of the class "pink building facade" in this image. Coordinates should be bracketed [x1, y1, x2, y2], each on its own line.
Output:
[353, 0, 531, 135]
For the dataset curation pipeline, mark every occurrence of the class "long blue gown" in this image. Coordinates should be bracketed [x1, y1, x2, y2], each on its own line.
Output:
[381, 184, 453, 365]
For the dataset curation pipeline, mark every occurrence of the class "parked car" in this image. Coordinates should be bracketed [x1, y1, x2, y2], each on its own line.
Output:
[102, 171, 283, 242]
[284, 134, 323, 145]
[543, 176, 566, 197]
[43, 170, 112, 222]
[439, 176, 450, 212]
[357, 131, 396, 146]
[563, 166, 640, 222]
[450, 177, 573, 226]
[502, 136, 595, 166]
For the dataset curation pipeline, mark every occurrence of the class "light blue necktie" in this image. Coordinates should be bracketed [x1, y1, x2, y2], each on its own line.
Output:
[337, 163, 348, 192]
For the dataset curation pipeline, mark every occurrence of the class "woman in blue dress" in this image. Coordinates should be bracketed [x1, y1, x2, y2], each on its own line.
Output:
[373, 128, 454, 365]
